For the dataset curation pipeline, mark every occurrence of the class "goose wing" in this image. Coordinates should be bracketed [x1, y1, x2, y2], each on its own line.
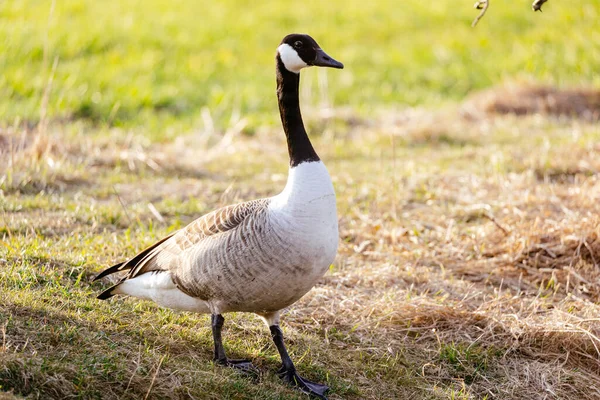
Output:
[95, 198, 270, 296]
[128, 198, 270, 278]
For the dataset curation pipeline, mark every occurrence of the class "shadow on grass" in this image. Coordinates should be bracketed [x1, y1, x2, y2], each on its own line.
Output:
[0, 302, 290, 400]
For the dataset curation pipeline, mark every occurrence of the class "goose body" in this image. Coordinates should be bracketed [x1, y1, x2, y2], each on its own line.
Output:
[108, 162, 338, 316]
[95, 33, 343, 399]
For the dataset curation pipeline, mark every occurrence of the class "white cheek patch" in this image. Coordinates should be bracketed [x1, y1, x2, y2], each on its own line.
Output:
[278, 43, 308, 73]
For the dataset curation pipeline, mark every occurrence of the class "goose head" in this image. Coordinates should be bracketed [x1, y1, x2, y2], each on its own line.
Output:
[277, 33, 344, 74]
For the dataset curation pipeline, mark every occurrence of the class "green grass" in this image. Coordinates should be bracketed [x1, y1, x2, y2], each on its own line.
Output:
[1, 0, 599, 137]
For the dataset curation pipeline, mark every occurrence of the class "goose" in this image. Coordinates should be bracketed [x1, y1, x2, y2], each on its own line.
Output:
[93, 33, 343, 399]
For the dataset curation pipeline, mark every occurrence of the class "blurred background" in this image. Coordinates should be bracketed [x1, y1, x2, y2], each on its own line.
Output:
[2, 1, 600, 400]
[1, 0, 599, 136]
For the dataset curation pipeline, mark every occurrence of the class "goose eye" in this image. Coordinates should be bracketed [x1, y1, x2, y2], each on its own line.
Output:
[293, 41, 303, 49]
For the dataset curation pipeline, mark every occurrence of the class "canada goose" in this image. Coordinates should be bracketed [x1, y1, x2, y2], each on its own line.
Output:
[94, 34, 343, 399]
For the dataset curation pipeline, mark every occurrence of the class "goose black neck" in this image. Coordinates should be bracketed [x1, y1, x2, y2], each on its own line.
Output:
[276, 56, 319, 167]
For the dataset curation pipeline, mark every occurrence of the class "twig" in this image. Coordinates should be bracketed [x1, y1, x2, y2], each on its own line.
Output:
[1, 322, 7, 353]
[124, 344, 143, 394]
[38, 56, 59, 136]
[147, 202, 166, 224]
[113, 186, 133, 225]
[532, 0, 549, 12]
[472, 0, 490, 27]
[144, 355, 166, 400]
[472, 0, 549, 27]
[390, 132, 398, 220]
[483, 212, 510, 236]
[38, 0, 57, 135]
[583, 240, 598, 267]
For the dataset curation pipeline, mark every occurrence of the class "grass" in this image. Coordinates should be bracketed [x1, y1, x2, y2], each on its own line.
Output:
[2, 94, 600, 398]
[1, 0, 600, 137]
[2, 1, 600, 399]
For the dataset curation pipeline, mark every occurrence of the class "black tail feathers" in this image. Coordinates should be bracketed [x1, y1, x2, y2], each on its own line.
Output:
[93, 262, 126, 282]
[97, 284, 118, 300]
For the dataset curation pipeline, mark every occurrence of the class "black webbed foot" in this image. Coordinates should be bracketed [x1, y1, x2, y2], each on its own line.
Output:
[211, 314, 259, 377]
[278, 366, 329, 399]
[269, 324, 330, 398]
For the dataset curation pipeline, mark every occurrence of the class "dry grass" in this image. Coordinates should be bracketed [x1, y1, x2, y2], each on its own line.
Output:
[2, 93, 600, 399]
[463, 83, 600, 121]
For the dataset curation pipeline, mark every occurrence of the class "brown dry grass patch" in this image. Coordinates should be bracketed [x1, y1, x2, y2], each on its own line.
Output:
[463, 83, 600, 121]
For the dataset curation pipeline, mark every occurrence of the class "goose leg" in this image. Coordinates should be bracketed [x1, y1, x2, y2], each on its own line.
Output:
[269, 325, 329, 399]
[211, 314, 257, 374]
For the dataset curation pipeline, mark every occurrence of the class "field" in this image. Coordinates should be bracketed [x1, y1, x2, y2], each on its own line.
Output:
[2, 0, 600, 399]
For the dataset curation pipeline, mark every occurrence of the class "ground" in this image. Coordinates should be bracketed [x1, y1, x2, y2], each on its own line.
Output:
[2, 91, 600, 399]
[2, 1, 600, 399]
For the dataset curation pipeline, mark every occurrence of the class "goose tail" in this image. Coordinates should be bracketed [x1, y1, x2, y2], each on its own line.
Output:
[97, 283, 120, 300]
[93, 262, 127, 282]
[94, 262, 128, 300]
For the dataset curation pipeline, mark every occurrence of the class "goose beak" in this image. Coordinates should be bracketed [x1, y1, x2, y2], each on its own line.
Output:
[311, 49, 344, 69]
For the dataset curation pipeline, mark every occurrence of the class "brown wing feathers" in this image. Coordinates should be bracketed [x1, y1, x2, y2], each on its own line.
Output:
[94, 199, 270, 299]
